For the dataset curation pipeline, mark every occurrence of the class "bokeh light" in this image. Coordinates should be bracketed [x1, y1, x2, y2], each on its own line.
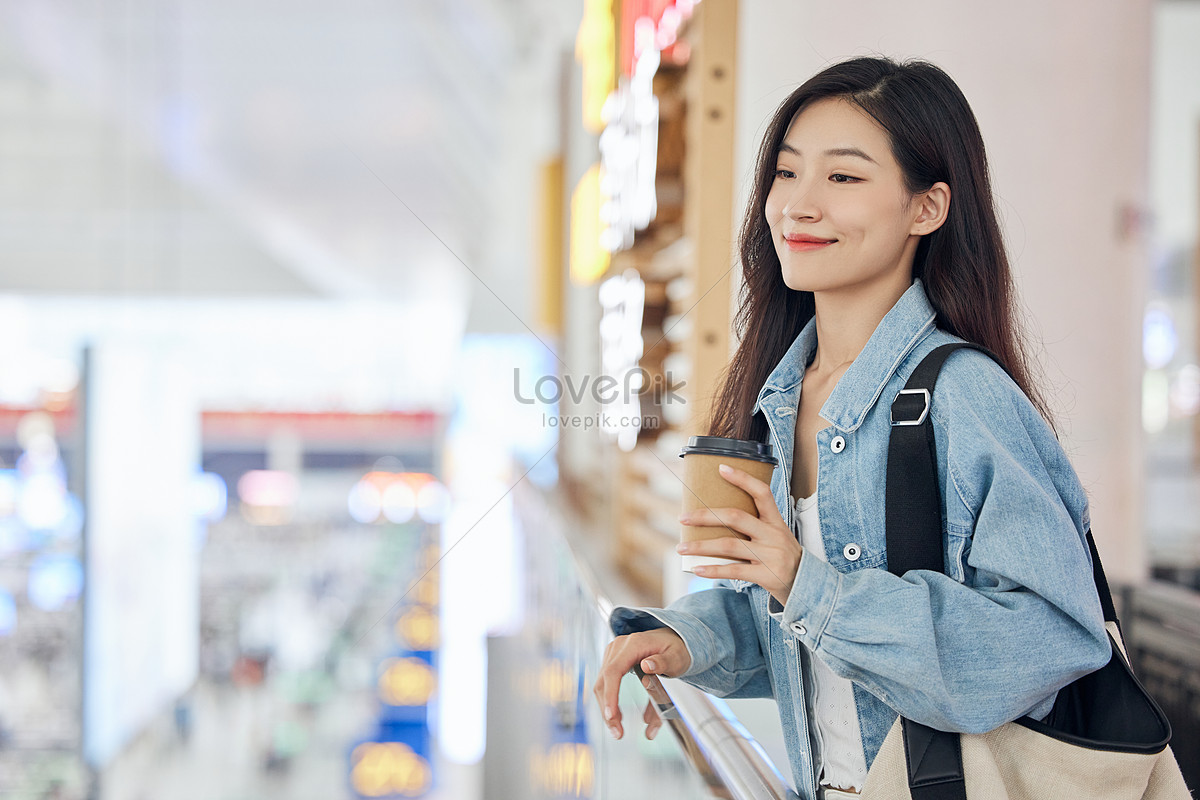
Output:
[1143, 305, 1177, 369]
[28, 554, 84, 611]
[381, 481, 417, 524]
[416, 482, 449, 524]
[0, 517, 28, 556]
[17, 472, 68, 531]
[191, 472, 229, 522]
[0, 589, 16, 636]
[237, 470, 299, 508]
[348, 479, 382, 524]
[53, 493, 84, 541]
[1170, 364, 1200, 417]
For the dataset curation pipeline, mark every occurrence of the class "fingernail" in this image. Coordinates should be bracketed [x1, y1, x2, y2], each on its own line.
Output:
[604, 706, 613, 721]
[609, 726, 620, 739]
[648, 727, 658, 740]
[643, 659, 656, 671]
[677, 513, 689, 523]
[718, 463, 731, 474]
[675, 543, 688, 553]
[642, 677, 652, 690]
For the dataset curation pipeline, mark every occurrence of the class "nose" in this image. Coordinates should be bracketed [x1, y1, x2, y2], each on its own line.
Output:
[780, 177, 820, 222]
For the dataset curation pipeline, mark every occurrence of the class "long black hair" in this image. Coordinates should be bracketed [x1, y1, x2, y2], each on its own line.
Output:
[708, 55, 1055, 441]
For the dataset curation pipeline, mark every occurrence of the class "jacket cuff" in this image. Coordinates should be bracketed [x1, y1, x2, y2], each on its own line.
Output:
[609, 605, 717, 678]
[777, 551, 842, 649]
[767, 594, 784, 618]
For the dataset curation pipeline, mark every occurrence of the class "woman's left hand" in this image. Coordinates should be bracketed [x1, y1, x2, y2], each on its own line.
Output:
[676, 463, 802, 608]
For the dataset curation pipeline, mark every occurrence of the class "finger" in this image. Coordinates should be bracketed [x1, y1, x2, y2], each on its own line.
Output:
[643, 698, 661, 740]
[677, 535, 759, 562]
[679, 534, 774, 575]
[692, 561, 755, 582]
[641, 671, 672, 706]
[594, 665, 625, 738]
[681, 506, 772, 539]
[639, 650, 685, 679]
[717, 463, 786, 525]
[605, 634, 667, 737]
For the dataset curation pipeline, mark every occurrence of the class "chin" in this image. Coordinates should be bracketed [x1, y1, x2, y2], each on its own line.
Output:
[780, 268, 829, 293]
[780, 272, 804, 291]
[778, 259, 805, 291]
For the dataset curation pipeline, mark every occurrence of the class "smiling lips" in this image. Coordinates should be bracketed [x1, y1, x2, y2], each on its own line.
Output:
[783, 233, 837, 252]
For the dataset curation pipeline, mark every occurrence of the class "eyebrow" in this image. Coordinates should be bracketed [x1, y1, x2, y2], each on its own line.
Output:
[777, 143, 878, 166]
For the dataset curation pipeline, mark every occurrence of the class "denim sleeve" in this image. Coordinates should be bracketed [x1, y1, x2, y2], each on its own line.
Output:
[777, 354, 1111, 734]
[609, 580, 773, 699]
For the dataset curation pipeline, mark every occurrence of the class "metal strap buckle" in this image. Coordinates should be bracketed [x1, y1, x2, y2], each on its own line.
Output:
[891, 388, 930, 426]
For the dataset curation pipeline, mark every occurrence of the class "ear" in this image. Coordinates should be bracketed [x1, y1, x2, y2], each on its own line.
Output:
[909, 181, 951, 236]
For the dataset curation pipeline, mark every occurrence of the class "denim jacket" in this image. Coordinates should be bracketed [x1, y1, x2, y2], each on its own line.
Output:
[609, 279, 1111, 799]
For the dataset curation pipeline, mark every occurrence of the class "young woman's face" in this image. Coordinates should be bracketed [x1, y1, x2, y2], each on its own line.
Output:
[764, 97, 930, 294]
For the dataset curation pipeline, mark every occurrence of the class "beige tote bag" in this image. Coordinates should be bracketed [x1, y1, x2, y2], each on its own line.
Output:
[860, 625, 1191, 799]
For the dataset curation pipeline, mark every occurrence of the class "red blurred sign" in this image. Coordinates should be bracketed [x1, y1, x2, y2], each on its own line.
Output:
[618, 0, 695, 76]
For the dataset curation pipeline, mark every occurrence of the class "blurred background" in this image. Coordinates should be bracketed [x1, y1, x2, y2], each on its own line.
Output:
[0, 1, 1196, 798]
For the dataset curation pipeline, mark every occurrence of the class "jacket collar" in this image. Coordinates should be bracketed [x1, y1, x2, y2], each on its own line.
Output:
[751, 279, 938, 433]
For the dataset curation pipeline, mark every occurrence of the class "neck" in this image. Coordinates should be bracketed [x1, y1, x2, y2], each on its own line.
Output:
[809, 271, 913, 373]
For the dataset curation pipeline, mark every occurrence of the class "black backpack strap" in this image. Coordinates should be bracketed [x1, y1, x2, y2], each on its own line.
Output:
[1086, 532, 1119, 625]
[886, 342, 1004, 576]
[886, 342, 1004, 800]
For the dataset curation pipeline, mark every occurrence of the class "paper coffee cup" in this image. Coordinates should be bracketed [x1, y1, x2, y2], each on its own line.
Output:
[677, 436, 778, 574]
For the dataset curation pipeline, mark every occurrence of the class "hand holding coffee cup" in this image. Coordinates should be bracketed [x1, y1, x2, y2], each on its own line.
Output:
[676, 436, 803, 606]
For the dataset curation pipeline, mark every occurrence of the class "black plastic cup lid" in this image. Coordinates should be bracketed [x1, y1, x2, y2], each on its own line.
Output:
[678, 435, 777, 466]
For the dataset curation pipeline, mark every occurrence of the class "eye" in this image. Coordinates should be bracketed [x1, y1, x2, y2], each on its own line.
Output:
[830, 173, 861, 184]
[773, 168, 795, 180]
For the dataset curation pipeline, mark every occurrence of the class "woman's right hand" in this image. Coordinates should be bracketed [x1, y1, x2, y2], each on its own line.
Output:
[592, 628, 692, 740]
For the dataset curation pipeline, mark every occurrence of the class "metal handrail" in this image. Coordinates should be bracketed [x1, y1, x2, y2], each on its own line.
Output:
[519, 478, 797, 800]
[640, 667, 797, 800]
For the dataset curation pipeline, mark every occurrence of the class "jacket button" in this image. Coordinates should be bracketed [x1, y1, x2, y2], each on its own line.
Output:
[790, 621, 807, 636]
[830, 435, 846, 453]
[843, 543, 861, 561]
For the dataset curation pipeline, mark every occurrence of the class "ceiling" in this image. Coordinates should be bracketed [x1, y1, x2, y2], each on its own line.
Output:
[0, 0, 580, 335]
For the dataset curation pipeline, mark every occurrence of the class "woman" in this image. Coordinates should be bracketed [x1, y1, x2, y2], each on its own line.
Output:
[591, 56, 1111, 799]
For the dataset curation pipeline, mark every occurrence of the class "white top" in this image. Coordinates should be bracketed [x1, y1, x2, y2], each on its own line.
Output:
[789, 491, 869, 792]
